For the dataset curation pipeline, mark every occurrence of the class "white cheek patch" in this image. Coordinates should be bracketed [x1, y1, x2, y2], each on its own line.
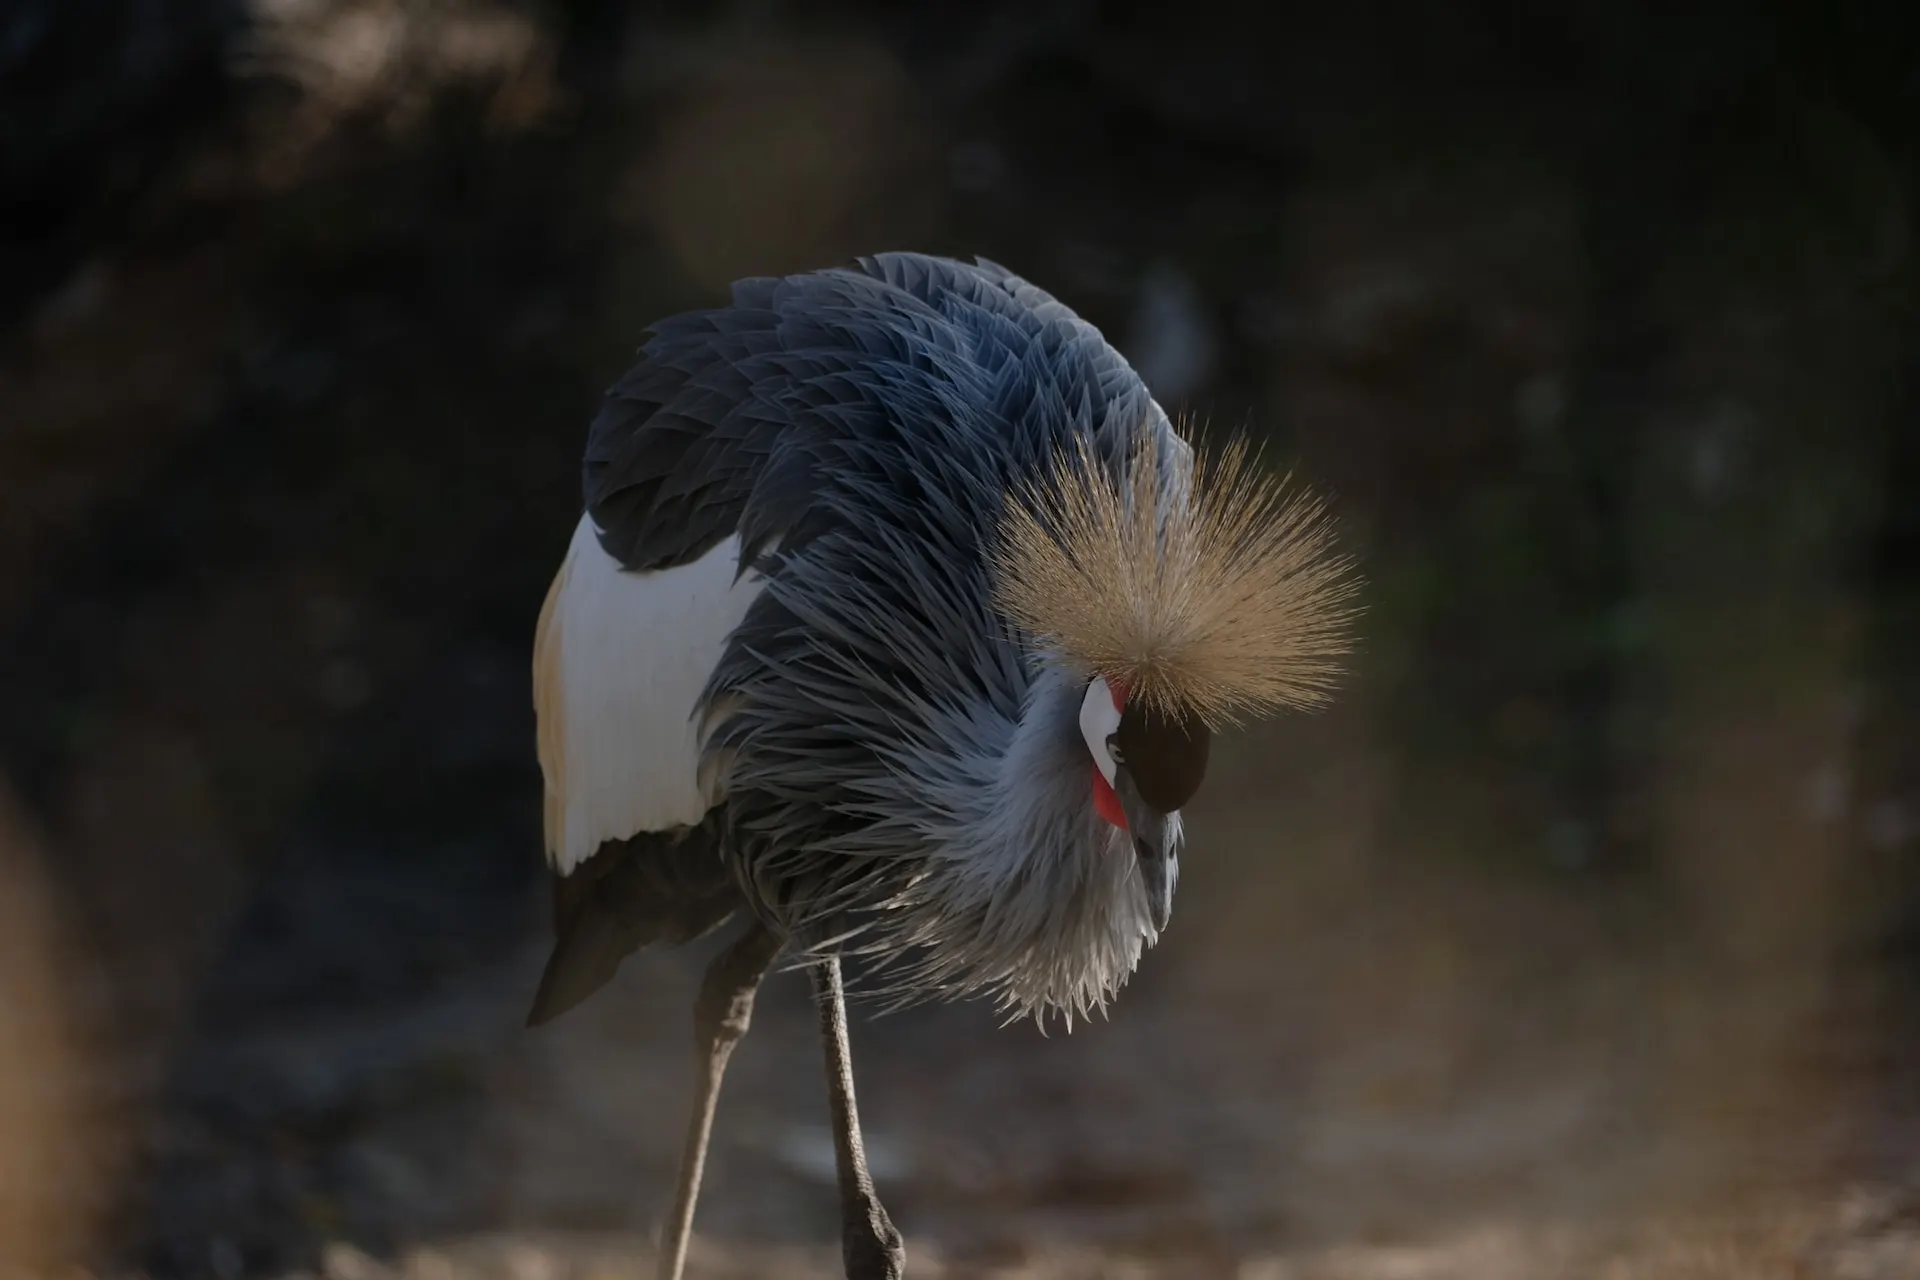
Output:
[1079, 677, 1123, 785]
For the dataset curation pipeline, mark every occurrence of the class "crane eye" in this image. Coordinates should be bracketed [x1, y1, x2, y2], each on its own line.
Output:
[1106, 736, 1125, 767]
[1079, 676, 1125, 786]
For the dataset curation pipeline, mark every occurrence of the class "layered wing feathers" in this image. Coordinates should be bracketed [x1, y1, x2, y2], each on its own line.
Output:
[535, 254, 1169, 1004]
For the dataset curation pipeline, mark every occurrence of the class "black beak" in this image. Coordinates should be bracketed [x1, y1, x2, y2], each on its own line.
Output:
[1114, 770, 1178, 932]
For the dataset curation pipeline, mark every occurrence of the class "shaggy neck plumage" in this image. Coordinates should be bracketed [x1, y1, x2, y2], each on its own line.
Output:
[856, 661, 1170, 1026]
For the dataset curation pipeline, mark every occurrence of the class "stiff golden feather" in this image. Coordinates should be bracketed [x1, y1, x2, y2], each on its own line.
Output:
[992, 430, 1359, 727]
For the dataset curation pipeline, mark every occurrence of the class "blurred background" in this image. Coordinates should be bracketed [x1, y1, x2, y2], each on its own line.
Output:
[5, 2, 1920, 1276]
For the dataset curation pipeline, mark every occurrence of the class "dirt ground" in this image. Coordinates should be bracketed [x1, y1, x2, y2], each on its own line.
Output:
[13, 714, 1915, 1279]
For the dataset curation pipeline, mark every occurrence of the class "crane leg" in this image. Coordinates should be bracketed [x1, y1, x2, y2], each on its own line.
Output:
[656, 920, 783, 1280]
[810, 955, 906, 1280]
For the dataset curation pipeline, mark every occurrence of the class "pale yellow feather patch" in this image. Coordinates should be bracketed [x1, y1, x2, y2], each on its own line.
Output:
[532, 545, 570, 859]
[992, 429, 1360, 727]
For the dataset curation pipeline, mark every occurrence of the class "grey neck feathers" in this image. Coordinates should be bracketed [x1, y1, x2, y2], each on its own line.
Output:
[838, 662, 1174, 1026]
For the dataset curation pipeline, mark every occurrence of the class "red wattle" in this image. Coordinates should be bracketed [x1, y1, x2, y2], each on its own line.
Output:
[1092, 765, 1128, 830]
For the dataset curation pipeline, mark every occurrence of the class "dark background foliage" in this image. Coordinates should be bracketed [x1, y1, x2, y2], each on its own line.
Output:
[4, 2, 1920, 1276]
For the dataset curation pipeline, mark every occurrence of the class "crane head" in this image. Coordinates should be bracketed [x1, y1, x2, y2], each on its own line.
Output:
[1078, 674, 1206, 930]
[993, 426, 1358, 933]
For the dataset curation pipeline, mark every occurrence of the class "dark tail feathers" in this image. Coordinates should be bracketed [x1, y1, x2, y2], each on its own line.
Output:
[526, 823, 741, 1027]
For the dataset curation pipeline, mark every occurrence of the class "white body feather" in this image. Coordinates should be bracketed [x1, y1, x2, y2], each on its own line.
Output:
[533, 516, 766, 874]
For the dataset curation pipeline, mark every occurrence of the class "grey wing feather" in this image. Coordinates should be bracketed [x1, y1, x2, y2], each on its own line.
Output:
[579, 253, 1138, 575]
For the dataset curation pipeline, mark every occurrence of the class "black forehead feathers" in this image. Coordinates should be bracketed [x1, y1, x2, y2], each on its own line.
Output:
[1113, 700, 1211, 813]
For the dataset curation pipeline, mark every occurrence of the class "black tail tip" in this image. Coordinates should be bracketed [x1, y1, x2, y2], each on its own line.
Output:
[524, 939, 611, 1029]
[524, 972, 579, 1028]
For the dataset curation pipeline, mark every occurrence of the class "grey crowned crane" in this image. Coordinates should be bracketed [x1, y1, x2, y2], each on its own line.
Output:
[526, 253, 1355, 1280]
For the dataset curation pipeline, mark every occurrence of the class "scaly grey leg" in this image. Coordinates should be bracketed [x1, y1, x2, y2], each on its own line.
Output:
[656, 921, 783, 1280]
[810, 955, 905, 1279]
